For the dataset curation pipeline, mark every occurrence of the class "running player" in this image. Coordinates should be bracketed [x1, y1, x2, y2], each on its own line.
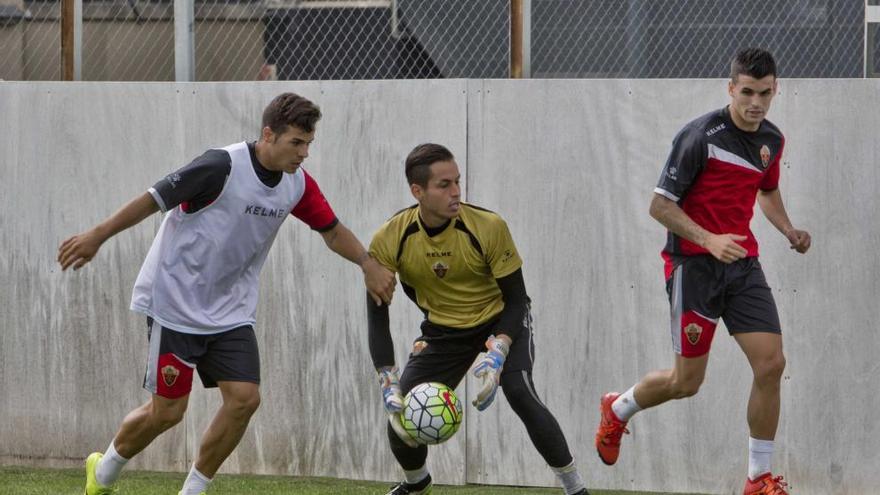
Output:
[367, 143, 589, 495]
[58, 92, 395, 495]
[594, 48, 810, 495]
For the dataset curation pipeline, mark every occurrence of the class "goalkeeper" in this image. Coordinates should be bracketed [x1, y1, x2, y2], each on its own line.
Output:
[366, 143, 589, 495]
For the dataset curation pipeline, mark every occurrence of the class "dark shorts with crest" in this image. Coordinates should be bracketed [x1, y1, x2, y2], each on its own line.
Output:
[142, 317, 260, 399]
[398, 312, 535, 395]
[666, 255, 781, 358]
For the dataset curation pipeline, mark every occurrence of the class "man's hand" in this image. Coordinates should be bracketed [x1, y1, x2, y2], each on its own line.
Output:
[470, 335, 510, 411]
[57, 229, 106, 271]
[703, 233, 748, 264]
[378, 367, 419, 448]
[388, 410, 420, 448]
[378, 367, 404, 413]
[362, 255, 396, 305]
[785, 228, 811, 254]
[57, 192, 159, 271]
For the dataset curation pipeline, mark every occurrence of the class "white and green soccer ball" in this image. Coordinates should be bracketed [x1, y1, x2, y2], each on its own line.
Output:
[402, 382, 463, 445]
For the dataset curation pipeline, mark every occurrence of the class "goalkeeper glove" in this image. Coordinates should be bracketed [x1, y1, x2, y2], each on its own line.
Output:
[471, 335, 510, 411]
[378, 367, 404, 414]
[388, 410, 420, 448]
[378, 367, 420, 448]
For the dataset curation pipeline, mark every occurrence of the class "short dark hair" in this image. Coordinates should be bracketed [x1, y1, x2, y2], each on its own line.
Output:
[262, 92, 322, 134]
[405, 143, 454, 187]
[730, 48, 777, 81]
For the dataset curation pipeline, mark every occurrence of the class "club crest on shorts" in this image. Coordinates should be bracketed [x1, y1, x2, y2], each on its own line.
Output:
[412, 340, 428, 355]
[432, 261, 449, 278]
[760, 145, 771, 168]
[684, 323, 703, 345]
[161, 364, 180, 387]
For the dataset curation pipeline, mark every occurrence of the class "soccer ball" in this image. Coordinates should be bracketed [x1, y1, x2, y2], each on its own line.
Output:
[401, 382, 463, 445]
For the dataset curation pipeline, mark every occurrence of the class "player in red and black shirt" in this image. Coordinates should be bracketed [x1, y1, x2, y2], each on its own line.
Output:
[595, 49, 810, 495]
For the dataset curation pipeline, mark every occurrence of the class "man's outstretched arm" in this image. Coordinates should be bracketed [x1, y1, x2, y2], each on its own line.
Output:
[319, 223, 396, 304]
[57, 192, 159, 271]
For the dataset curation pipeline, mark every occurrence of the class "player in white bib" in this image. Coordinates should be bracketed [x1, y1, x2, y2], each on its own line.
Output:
[58, 92, 395, 495]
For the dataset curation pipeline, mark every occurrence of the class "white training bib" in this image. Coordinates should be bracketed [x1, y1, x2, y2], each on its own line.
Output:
[131, 142, 304, 334]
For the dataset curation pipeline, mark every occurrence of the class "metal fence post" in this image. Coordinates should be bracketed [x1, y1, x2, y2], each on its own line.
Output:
[510, 0, 522, 78]
[522, 0, 531, 78]
[867, 0, 880, 77]
[175, 0, 195, 81]
[73, 0, 81, 80]
[61, 0, 82, 80]
[61, 0, 73, 80]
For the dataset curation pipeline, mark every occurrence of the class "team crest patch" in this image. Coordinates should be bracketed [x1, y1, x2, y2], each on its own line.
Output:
[502, 249, 515, 263]
[760, 145, 771, 168]
[432, 261, 449, 278]
[684, 323, 703, 345]
[412, 341, 428, 355]
[161, 364, 180, 387]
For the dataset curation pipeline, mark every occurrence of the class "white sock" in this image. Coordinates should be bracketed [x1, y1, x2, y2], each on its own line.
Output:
[551, 460, 586, 495]
[403, 465, 430, 485]
[611, 386, 642, 422]
[95, 441, 129, 487]
[181, 465, 212, 495]
[748, 437, 774, 480]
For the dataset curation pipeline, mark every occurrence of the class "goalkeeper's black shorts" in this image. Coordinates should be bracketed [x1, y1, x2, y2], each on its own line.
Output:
[398, 311, 535, 395]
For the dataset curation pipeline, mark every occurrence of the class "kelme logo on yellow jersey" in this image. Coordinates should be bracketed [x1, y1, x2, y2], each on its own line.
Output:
[502, 249, 515, 263]
[432, 261, 449, 278]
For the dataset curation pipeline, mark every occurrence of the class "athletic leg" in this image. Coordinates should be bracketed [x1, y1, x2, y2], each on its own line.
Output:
[597, 256, 721, 465]
[193, 381, 261, 477]
[501, 310, 587, 494]
[386, 323, 484, 494]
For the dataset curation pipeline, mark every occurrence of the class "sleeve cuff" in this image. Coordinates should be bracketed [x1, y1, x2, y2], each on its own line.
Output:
[314, 217, 339, 232]
[653, 187, 680, 202]
[147, 187, 168, 213]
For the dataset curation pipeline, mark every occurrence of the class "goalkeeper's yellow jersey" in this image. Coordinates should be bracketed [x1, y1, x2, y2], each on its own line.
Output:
[369, 203, 523, 329]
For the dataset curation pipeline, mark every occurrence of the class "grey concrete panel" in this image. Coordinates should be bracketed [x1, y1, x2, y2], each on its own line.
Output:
[464, 78, 880, 494]
[754, 79, 880, 494]
[2, 79, 880, 494]
[0, 82, 188, 472]
[0, 80, 467, 484]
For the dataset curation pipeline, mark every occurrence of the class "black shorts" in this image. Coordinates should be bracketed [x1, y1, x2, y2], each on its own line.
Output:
[143, 318, 260, 399]
[666, 255, 781, 358]
[398, 309, 536, 395]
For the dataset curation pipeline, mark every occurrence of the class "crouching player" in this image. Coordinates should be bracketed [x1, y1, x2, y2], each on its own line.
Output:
[366, 144, 589, 495]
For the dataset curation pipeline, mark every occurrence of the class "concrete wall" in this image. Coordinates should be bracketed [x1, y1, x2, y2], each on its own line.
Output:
[0, 79, 877, 494]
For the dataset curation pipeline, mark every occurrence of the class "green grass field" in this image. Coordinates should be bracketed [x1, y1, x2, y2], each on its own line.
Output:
[0, 466, 705, 495]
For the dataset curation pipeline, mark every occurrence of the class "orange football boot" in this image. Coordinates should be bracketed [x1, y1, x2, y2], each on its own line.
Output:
[595, 392, 629, 465]
[743, 473, 790, 494]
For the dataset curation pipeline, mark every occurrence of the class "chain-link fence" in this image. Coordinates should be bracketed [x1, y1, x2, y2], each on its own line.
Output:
[1, 0, 60, 80]
[532, 0, 865, 78]
[263, 0, 508, 80]
[0, 0, 874, 81]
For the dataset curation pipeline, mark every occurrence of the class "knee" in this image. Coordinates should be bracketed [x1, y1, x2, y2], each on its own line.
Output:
[500, 372, 523, 393]
[500, 372, 539, 412]
[669, 375, 703, 399]
[151, 401, 187, 430]
[225, 389, 261, 419]
[753, 352, 786, 385]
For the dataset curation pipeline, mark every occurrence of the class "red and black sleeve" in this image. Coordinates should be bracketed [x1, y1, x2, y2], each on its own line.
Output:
[291, 170, 339, 232]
